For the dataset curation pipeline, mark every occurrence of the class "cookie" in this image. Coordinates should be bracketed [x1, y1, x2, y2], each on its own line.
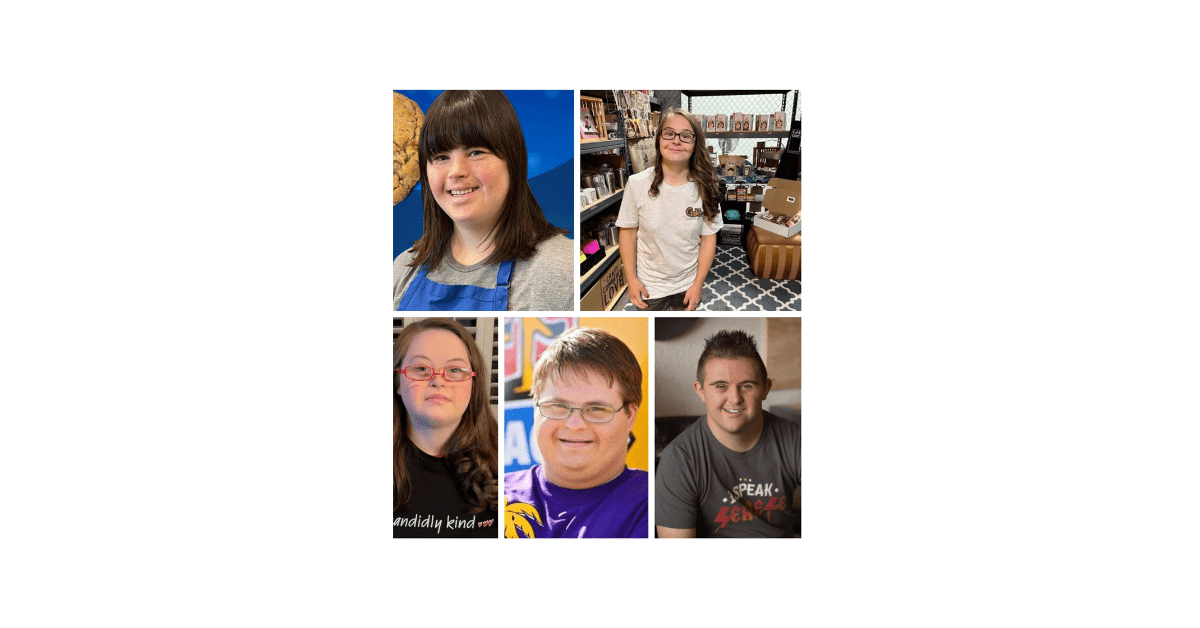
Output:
[393, 92, 424, 205]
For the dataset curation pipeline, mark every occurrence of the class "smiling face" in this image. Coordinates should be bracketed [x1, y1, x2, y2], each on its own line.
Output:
[534, 368, 637, 490]
[426, 146, 510, 231]
[658, 114, 696, 168]
[397, 329, 474, 433]
[694, 357, 772, 444]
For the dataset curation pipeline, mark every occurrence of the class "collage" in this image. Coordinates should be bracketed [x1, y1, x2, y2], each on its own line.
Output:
[393, 89, 801, 539]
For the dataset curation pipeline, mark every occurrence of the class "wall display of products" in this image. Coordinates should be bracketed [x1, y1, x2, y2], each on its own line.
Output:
[686, 90, 800, 254]
[612, 90, 655, 140]
[579, 89, 664, 310]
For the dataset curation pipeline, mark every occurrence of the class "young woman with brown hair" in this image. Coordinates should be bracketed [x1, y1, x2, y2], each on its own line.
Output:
[393, 91, 573, 311]
[393, 318, 497, 538]
[616, 108, 722, 311]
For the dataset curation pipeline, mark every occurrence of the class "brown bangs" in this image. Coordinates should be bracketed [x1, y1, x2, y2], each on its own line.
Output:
[419, 98, 505, 163]
[406, 90, 566, 272]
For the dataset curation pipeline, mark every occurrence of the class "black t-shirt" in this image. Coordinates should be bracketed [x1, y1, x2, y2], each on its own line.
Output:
[393, 444, 498, 538]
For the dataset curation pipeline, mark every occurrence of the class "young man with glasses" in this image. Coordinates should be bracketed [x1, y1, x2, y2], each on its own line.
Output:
[504, 327, 647, 538]
[656, 330, 801, 538]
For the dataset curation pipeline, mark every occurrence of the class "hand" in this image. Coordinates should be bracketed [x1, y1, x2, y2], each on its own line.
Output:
[627, 277, 649, 309]
[683, 284, 703, 311]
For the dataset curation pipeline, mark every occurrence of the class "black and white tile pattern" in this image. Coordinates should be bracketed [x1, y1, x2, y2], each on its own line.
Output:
[620, 246, 800, 311]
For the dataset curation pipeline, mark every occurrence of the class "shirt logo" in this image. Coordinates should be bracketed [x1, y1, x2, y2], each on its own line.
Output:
[685, 206, 703, 218]
[505, 498, 543, 538]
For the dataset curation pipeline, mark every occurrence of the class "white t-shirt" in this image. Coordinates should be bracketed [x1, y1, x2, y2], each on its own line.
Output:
[615, 169, 722, 297]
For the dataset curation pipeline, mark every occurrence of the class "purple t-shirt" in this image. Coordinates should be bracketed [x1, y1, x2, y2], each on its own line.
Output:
[504, 466, 648, 538]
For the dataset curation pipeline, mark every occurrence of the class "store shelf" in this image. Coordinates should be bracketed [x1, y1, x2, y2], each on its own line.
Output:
[604, 285, 628, 311]
[581, 189, 622, 222]
[682, 90, 792, 97]
[580, 138, 626, 154]
[705, 131, 791, 140]
[580, 245, 619, 294]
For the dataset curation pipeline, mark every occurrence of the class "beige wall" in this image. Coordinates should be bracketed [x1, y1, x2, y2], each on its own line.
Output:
[655, 317, 801, 418]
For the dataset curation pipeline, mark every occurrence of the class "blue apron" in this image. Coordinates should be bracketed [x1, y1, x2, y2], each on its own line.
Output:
[396, 258, 514, 311]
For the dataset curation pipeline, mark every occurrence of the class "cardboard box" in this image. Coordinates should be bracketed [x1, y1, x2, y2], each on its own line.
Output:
[753, 211, 801, 238]
[762, 177, 801, 216]
[755, 178, 801, 237]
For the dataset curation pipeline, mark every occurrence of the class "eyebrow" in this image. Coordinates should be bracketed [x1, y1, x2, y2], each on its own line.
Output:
[540, 396, 618, 407]
[708, 379, 758, 386]
[406, 355, 468, 364]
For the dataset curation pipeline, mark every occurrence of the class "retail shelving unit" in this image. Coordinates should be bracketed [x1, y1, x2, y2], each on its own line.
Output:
[680, 89, 800, 249]
[579, 90, 664, 310]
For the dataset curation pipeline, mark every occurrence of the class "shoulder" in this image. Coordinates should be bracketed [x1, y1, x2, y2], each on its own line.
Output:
[528, 234, 575, 264]
[515, 236, 574, 277]
[504, 468, 537, 499]
[615, 468, 649, 505]
[765, 411, 801, 440]
[394, 248, 418, 269]
[659, 418, 707, 469]
[621, 468, 649, 489]
[627, 168, 654, 191]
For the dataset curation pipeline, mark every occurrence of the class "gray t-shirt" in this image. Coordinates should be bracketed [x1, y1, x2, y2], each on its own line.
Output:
[656, 411, 801, 537]
[393, 234, 574, 311]
[615, 168, 722, 298]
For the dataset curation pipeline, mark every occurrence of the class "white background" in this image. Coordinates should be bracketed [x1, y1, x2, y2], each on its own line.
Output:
[3, 2, 1199, 626]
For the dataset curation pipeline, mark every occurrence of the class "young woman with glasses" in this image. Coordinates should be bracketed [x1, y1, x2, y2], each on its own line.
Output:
[393, 318, 497, 538]
[616, 108, 722, 311]
[393, 90, 573, 311]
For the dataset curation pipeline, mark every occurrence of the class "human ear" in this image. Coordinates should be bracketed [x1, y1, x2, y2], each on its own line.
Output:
[693, 381, 704, 400]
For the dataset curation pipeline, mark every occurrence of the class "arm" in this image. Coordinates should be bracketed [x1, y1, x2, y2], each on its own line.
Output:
[683, 233, 717, 310]
[657, 526, 697, 538]
[618, 227, 648, 309]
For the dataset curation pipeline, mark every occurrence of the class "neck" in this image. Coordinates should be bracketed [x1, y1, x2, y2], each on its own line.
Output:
[406, 421, 456, 457]
[545, 464, 625, 490]
[449, 225, 496, 266]
[706, 415, 763, 453]
[661, 160, 690, 185]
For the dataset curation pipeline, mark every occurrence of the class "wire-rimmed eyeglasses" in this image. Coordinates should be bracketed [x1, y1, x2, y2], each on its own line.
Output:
[397, 366, 476, 382]
[535, 401, 623, 423]
[661, 129, 695, 143]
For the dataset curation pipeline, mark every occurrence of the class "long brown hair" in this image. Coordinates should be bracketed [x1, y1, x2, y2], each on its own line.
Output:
[648, 107, 720, 223]
[406, 90, 567, 270]
[393, 318, 498, 514]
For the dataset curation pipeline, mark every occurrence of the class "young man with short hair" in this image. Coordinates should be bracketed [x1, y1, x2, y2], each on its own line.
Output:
[656, 330, 801, 538]
[504, 327, 647, 538]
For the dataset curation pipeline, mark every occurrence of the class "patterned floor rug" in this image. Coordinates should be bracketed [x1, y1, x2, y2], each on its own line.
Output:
[618, 245, 801, 311]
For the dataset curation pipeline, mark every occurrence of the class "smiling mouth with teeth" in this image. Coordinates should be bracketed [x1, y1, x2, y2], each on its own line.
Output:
[724, 408, 744, 414]
[449, 187, 478, 196]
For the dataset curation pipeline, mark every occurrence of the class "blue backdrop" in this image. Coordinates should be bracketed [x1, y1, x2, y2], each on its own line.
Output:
[393, 90, 575, 259]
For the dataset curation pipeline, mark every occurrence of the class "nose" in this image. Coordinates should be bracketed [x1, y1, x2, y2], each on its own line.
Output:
[563, 408, 588, 428]
[447, 153, 468, 178]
